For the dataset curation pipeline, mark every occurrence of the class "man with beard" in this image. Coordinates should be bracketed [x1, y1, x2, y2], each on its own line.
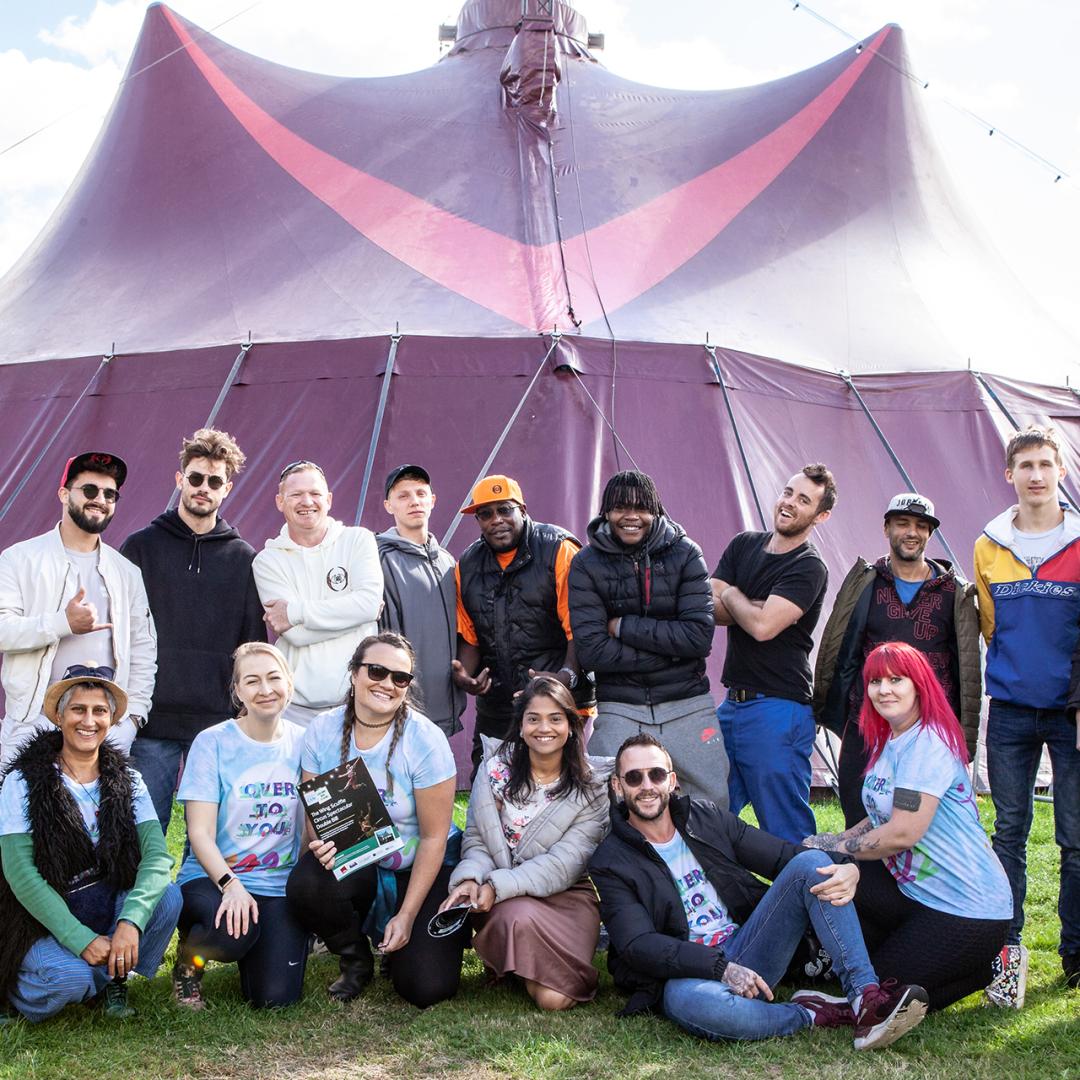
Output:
[0, 452, 156, 764]
[711, 464, 835, 842]
[569, 470, 727, 804]
[121, 429, 266, 829]
[588, 732, 928, 1048]
[453, 475, 593, 772]
[813, 494, 981, 827]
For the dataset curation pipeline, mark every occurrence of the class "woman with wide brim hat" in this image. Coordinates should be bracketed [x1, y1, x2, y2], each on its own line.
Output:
[0, 664, 181, 1026]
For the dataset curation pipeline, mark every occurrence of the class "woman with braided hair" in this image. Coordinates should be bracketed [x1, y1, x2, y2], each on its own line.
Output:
[286, 632, 465, 1008]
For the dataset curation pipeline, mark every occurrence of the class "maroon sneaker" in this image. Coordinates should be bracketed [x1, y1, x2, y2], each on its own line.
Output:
[853, 980, 928, 1050]
[791, 989, 856, 1027]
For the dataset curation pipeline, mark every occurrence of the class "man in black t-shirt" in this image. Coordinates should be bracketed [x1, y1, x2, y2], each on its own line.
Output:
[711, 464, 835, 842]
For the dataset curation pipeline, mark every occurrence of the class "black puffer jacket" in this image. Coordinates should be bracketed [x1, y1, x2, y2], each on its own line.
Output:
[458, 518, 593, 721]
[568, 515, 712, 705]
[588, 794, 849, 1016]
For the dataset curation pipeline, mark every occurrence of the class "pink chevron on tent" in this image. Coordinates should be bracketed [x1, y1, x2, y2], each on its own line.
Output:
[0, 0, 1076, 781]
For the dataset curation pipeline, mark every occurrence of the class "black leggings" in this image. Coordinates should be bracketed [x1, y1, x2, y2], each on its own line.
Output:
[855, 859, 1009, 1011]
[286, 852, 465, 1009]
[178, 878, 309, 1008]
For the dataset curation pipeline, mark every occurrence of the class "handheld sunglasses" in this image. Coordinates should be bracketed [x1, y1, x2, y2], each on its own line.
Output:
[427, 904, 472, 939]
[185, 471, 227, 490]
[620, 767, 671, 787]
[70, 483, 120, 504]
[474, 502, 519, 523]
[358, 662, 414, 689]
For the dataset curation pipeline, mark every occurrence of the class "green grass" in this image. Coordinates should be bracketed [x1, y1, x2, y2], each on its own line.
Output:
[3, 797, 1077, 1080]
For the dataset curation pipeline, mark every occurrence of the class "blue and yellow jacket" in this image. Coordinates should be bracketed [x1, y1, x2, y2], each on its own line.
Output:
[974, 504, 1080, 709]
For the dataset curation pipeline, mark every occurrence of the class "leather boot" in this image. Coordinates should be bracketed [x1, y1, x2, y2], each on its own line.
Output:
[327, 939, 374, 1003]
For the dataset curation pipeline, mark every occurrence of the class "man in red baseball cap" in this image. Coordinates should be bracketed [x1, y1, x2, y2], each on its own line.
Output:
[0, 449, 156, 764]
[453, 475, 594, 773]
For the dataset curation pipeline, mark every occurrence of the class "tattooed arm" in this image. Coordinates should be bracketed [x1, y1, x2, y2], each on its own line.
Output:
[803, 792, 941, 860]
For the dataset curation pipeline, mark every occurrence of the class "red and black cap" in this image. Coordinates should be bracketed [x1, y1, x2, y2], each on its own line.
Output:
[60, 452, 128, 489]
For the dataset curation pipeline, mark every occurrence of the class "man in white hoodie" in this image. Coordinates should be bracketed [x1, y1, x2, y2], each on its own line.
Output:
[253, 460, 383, 726]
[0, 451, 156, 764]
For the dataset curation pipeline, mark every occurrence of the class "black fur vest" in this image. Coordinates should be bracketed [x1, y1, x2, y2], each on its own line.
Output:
[0, 730, 141, 1008]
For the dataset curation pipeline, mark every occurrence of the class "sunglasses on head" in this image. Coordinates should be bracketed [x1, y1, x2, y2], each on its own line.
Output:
[71, 483, 120, 504]
[62, 664, 116, 681]
[475, 503, 518, 523]
[358, 662, 414, 688]
[620, 767, 671, 787]
[185, 471, 227, 490]
[279, 459, 325, 481]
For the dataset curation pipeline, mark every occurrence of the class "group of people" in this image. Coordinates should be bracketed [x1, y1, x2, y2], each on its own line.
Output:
[0, 423, 1074, 1047]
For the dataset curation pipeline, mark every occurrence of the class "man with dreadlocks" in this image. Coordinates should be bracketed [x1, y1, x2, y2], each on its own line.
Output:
[569, 471, 728, 805]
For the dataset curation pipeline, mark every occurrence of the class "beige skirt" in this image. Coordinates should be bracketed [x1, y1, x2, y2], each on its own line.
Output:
[472, 879, 601, 1001]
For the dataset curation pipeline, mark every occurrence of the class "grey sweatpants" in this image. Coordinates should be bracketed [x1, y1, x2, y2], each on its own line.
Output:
[588, 693, 729, 808]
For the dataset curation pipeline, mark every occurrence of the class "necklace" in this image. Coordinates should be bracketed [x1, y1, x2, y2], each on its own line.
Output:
[531, 768, 561, 786]
[354, 714, 394, 729]
[60, 756, 100, 806]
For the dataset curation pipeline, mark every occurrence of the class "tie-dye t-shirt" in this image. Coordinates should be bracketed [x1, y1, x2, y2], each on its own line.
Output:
[651, 831, 739, 948]
[861, 722, 1012, 920]
[0, 766, 157, 841]
[302, 707, 455, 871]
[176, 719, 305, 897]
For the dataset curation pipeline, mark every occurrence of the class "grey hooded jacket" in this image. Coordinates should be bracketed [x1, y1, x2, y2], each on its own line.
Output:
[376, 527, 464, 736]
[449, 734, 615, 900]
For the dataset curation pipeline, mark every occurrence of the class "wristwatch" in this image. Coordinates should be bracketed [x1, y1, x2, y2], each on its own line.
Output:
[558, 666, 579, 690]
[217, 872, 236, 893]
[129, 714, 147, 731]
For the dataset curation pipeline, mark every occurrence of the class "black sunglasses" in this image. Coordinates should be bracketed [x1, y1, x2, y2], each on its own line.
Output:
[475, 503, 519, 523]
[427, 904, 472, 939]
[62, 664, 116, 681]
[185, 471, 227, 490]
[620, 767, 671, 787]
[358, 662, 414, 689]
[71, 483, 120, 504]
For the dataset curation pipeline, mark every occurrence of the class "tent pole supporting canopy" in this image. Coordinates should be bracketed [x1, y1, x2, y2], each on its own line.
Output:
[355, 333, 402, 527]
[167, 338, 253, 511]
[441, 335, 561, 549]
[706, 346, 767, 531]
[972, 370, 1080, 513]
[0, 350, 112, 522]
[839, 369, 960, 566]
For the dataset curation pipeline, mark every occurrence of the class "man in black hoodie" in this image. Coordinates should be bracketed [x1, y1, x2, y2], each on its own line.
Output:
[121, 428, 265, 830]
[569, 470, 728, 805]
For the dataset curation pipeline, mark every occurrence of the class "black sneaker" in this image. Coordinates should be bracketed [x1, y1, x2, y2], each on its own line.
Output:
[853, 980, 928, 1050]
[99, 979, 135, 1020]
[1063, 951, 1080, 989]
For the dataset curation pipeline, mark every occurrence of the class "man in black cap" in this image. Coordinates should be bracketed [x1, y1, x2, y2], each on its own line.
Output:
[376, 465, 464, 738]
[813, 492, 981, 826]
[0, 451, 157, 764]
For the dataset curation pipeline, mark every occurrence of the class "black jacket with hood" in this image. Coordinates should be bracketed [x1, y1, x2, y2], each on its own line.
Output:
[588, 793, 851, 1016]
[568, 515, 713, 706]
[121, 510, 266, 742]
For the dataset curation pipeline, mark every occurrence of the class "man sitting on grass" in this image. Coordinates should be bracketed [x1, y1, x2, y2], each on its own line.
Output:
[588, 733, 927, 1049]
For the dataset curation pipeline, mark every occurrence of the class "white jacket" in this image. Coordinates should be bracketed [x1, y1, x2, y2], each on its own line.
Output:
[0, 525, 157, 759]
[253, 517, 383, 711]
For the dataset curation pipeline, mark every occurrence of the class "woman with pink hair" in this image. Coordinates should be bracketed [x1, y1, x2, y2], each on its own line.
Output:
[800, 642, 1012, 1012]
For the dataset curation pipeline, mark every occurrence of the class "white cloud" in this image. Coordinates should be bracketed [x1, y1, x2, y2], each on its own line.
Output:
[38, 0, 145, 67]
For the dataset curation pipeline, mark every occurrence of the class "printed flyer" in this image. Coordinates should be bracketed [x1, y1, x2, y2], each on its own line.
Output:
[299, 757, 403, 880]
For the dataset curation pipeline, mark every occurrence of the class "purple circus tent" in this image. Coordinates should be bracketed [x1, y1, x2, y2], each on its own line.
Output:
[0, 0, 1077, 781]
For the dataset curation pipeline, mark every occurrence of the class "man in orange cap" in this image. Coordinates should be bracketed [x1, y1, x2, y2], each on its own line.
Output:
[453, 475, 593, 772]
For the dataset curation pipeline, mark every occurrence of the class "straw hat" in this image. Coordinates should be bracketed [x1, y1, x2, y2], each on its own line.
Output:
[41, 664, 128, 725]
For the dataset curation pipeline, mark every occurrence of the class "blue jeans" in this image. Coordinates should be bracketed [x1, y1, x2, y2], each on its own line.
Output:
[986, 700, 1080, 954]
[663, 850, 877, 1041]
[9, 883, 182, 1023]
[717, 694, 816, 843]
[130, 736, 191, 832]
